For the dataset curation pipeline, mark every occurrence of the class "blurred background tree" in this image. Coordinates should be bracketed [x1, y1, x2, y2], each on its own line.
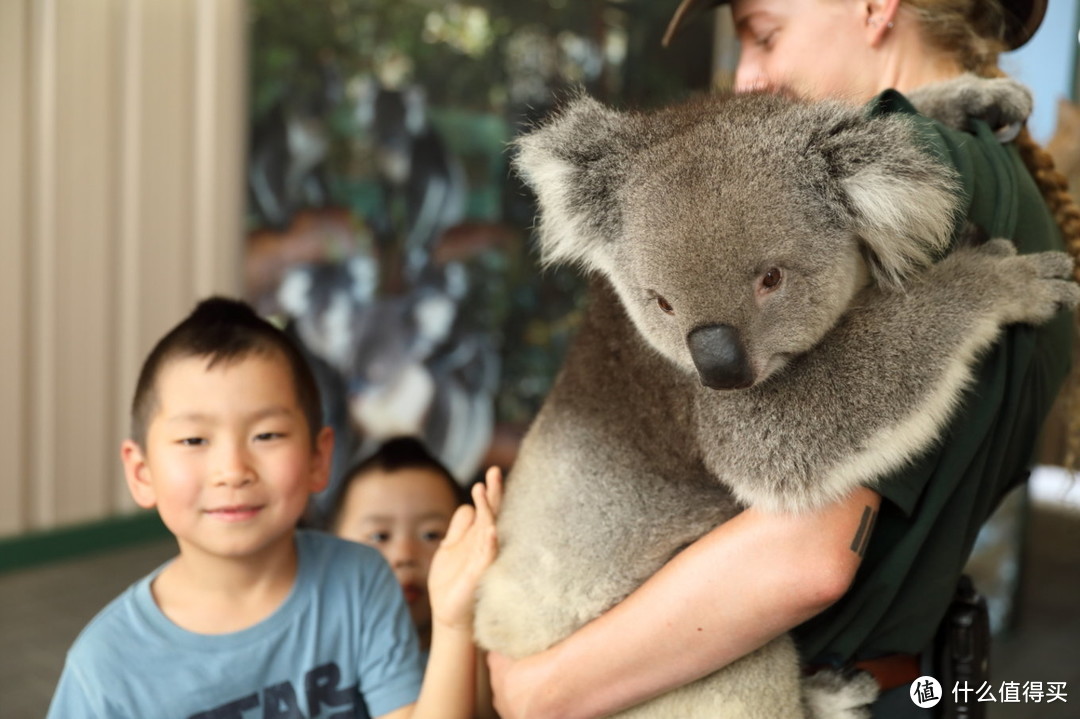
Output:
[246, 0, 712, 497]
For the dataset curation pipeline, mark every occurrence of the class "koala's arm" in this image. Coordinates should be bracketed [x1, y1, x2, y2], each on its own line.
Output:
[710, 241, 1079, 514]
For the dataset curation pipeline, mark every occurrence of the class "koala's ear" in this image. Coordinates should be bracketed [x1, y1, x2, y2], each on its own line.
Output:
[814, 110, 961, 288]
[512, 95, 637, 273]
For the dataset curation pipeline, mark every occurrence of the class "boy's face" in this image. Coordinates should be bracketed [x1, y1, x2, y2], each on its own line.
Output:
[121, 352, 332, 565]
[333, 467, 460, 636]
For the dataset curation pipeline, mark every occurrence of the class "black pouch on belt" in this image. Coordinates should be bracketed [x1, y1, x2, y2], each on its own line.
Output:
[933, 575, 991, 719]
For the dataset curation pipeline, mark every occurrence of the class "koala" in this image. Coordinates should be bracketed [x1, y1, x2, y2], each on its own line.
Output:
[474, 81, 1079, 719]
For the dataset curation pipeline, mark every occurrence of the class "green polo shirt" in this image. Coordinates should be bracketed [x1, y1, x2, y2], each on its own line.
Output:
[792, 90, 1074, 665]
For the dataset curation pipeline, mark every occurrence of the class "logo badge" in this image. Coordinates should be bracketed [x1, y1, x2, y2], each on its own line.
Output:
[910, 676, 942, 708]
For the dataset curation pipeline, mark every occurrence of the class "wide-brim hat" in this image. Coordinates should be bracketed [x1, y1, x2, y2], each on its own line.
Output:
[662, 0, 1048, 51]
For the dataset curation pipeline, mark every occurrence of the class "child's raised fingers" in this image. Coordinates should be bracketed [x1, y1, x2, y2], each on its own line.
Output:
[483, 466, 504, 517]
[471, 480, 496, 529]
[442, 503, 476, 546]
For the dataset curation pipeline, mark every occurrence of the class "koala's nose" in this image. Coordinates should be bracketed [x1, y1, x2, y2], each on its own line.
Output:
[687, 324, 754, 390]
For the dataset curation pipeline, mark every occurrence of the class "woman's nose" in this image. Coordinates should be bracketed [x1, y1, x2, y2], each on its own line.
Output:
[733, 54, 767, 94]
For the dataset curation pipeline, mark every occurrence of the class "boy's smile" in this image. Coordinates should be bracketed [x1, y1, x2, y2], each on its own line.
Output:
[204, 504, 264, 522]
[122, 351, 331, 565]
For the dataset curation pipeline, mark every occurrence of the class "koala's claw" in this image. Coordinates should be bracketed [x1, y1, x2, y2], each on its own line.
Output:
[996, 250, 1080, 325]
[941, 243, 1078, 326]
[1052, 278, 1080, 312]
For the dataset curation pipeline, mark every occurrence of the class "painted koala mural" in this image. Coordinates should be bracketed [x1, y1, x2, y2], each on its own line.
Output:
[474, 81, 1079, 718]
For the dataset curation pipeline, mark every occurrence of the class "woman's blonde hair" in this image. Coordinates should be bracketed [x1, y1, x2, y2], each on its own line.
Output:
[906, 0, 1080, 468]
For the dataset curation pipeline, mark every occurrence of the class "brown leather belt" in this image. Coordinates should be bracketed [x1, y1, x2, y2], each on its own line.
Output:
[853, 654, 922, 692]
[806, 653, 922, 693]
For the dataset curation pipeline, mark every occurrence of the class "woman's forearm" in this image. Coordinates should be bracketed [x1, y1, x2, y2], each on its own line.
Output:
[492, 487, 880, 719]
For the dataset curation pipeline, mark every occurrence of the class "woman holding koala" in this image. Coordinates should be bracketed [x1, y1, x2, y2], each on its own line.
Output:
[486, 1, 1079, 718]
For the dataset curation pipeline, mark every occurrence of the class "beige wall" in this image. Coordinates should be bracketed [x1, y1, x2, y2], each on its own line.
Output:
[0, 0, 247, 538]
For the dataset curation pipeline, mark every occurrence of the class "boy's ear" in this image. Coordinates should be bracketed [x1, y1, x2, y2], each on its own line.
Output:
[310, 426, 334, 493]
[121, 439, 157, 509]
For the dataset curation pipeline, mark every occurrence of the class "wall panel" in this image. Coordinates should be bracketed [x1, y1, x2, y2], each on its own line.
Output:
[0, 1, 30, 536]
[28, 0, 60, 529]
[0, 0, 246, 538]
[52, 0, 118, 525]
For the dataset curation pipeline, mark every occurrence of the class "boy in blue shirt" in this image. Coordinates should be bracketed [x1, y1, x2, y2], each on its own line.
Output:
[47, 297, 499, 719]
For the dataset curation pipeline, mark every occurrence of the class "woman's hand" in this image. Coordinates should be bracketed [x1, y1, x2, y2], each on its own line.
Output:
[427, 467, 502, 632]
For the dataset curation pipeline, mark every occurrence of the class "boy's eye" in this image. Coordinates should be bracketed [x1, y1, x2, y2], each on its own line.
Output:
[368, 531, 391, 543]
[421, 530, 445, 543]
[178, 437, 206, 447]
[254, 431, 286, 442]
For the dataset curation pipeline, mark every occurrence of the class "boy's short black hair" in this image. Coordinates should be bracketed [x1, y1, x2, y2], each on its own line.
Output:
[130, 296, 322, 447]
[328, 437, 468, 528]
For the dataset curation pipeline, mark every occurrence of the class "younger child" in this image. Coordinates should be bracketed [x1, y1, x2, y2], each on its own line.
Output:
[47, 297, 499, 719]
[328, 437, 468, 656]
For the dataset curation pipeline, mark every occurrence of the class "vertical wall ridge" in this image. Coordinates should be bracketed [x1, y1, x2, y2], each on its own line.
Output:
[193, 0, 217, 301]
[113, 0, 145, 512]
[30, 0, 59, 529]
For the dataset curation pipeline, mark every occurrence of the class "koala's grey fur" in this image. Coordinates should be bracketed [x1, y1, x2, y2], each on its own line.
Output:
[475, 79, 1078, 718]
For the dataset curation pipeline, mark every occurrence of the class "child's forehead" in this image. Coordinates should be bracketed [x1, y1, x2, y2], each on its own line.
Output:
[151, 350, 302, 415]
[347, 467, 461, 505]
[353, 465, 451, 487]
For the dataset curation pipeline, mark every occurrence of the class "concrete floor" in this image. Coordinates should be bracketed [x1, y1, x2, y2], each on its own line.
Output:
[0, 538, 176, 719]
[1, 508, 1076, 719]
[990, 505, 1080, 719]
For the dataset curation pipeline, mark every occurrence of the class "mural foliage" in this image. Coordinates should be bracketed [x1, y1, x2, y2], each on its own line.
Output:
[245, 0, 711, 519]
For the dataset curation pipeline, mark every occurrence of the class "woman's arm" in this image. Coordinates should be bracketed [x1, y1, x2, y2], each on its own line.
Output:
[487, 486, 881, 719]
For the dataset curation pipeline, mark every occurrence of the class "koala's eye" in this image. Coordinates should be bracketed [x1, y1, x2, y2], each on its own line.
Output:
[656, 296, 675, 315]
[760, 268, 783, 292]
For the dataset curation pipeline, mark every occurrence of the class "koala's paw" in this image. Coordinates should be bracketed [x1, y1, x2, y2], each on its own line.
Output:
[975, 240, 1080, 325]
[802, 669, 878, 719]
[907, 74, 1033, 140]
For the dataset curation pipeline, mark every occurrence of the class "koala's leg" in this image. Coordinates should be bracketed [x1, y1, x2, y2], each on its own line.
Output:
[904, 73, 1032, 139]
[802, 670, 878, 719]
[705, 242, 1079, 513]
[473, 415, 634, 657]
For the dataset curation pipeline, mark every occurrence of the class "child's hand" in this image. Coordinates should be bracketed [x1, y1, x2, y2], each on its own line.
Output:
[427, 467, 502, 632]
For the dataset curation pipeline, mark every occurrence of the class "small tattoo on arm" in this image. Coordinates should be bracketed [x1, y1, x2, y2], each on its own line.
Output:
[850, 506, 878, 557]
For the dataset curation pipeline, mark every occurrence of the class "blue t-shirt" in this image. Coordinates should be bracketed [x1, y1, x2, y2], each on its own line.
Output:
[47, 531, 423, 719]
